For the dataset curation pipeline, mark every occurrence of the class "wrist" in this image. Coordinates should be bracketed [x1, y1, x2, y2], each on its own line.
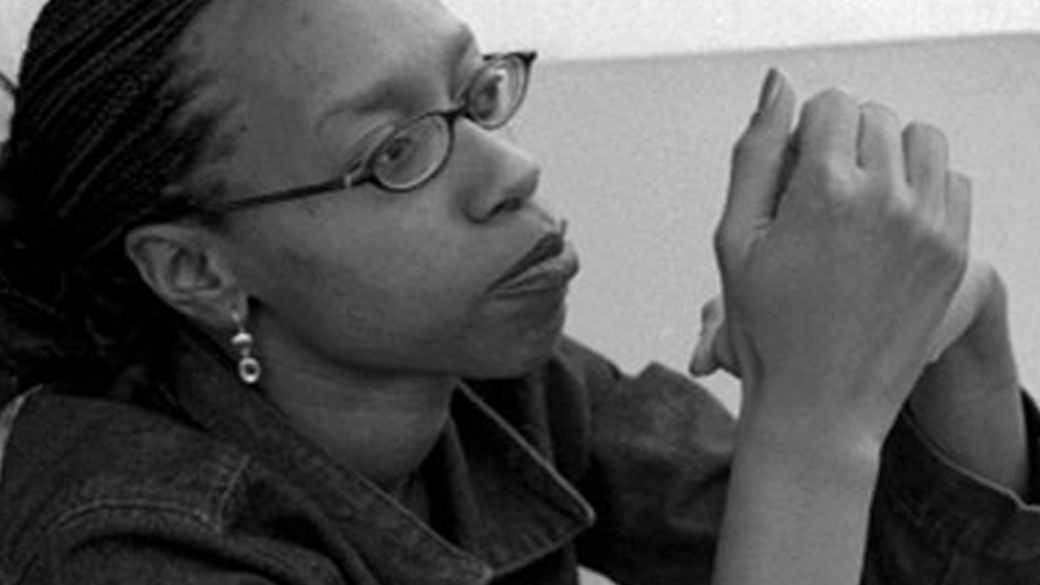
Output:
[717, 405, 883, 585]
[736, 397, 884, 490]
[741, 419, 881, 473]
[741, 374, 899, 455]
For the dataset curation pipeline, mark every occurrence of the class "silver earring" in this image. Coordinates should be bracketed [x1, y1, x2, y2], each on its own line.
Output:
[230, 310, 261, 385]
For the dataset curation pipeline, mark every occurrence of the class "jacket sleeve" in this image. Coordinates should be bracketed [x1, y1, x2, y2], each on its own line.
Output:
[545, 339, 1040, 585]
[864, 394, 1040, 584]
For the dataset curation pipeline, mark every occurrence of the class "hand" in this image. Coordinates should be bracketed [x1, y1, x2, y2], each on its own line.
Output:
[694, 239, 1030, 495]
[714, 71, 970, 445]
[690, 258, 994, 377]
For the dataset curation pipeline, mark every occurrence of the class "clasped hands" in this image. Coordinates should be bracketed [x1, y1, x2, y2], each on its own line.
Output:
[695, 70, 1010, 446]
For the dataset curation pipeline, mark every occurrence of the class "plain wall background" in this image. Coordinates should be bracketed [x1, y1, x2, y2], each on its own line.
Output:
[446, 0, 1040, 59]
[513, 35, 1040, 411]
[4, 1, 1036, 68]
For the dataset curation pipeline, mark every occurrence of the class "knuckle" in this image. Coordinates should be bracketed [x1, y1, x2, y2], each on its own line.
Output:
[914, 213, 960, 254]
[805, 156, 855, 198]
[860, 101, 901, 128]
[799, 88, 854, 126]
[904, 121, 948, 153]
[882, 193, 917, 225]
[806, 87, 856, 112]
[905, 120, 944, 141]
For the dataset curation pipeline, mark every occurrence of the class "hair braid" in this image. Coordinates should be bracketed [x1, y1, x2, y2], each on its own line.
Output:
[0, 0, 232, 394]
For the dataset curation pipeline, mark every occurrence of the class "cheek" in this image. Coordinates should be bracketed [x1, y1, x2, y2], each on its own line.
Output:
[254, 216, 493, 355]
[235, 206, 567, 377]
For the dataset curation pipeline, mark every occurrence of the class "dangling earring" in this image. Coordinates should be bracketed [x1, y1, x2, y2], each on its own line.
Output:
[230, 310, 262, 385]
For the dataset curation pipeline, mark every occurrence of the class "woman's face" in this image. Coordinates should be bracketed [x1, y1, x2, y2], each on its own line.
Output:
[187, 0, 578, 380]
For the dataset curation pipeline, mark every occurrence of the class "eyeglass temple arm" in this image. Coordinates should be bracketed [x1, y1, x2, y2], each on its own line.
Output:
[209, 176, 353, 213]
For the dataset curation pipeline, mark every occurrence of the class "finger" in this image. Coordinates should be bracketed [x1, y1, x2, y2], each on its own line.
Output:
[717, 69, 797, 265]
[903, 122, 949, 219]
[796, 88, 859, 165]
[690, 322, 721, 376]
[713, 321, 738, 375]
[689, 342, 719, 377]
[946, 171, 972, 250]
[690, 297, 725, 376]
[689, 298, 741, 377]
[857, 102, 904, 179]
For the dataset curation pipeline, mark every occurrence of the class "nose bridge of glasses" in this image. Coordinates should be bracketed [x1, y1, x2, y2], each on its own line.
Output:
[456, 100, 535, 175]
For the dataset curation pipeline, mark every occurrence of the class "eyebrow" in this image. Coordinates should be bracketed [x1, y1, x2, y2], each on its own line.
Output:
[318, 26, 478, 126]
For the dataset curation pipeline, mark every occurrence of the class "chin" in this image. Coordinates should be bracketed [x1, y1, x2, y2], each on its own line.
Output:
[463, 323, 566, 381]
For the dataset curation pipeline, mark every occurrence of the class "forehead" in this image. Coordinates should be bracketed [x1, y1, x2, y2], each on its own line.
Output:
[187, 0, 471, 112]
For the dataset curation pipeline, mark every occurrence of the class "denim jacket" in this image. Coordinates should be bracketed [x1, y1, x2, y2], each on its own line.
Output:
[1, 332, 1040, 584]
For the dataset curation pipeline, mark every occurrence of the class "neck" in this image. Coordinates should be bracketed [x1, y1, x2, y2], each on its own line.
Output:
[260, 354, 457, 493]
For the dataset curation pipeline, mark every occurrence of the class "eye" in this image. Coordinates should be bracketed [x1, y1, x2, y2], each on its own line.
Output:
[369, 117, 446, 187]
[378, 133, 419, 165]
[465, 67, 507, 125]
[373, 130, 424, 175]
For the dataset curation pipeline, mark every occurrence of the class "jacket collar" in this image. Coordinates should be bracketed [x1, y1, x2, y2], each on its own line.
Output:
[169, 330, 594, 584]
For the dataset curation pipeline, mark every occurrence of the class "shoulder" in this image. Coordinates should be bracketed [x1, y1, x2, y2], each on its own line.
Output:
[465, 337, 731, 478]
[0, 391, 251, 573]
[461, 338, 614, 481]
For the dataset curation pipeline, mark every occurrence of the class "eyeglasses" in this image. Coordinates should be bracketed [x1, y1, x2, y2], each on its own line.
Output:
[207, 51, 537, 213]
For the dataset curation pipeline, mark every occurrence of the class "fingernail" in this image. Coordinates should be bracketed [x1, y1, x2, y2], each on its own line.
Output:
[756, 68, 782, 114]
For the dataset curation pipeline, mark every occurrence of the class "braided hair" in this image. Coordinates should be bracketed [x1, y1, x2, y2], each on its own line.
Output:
[0, 0, 236, 398]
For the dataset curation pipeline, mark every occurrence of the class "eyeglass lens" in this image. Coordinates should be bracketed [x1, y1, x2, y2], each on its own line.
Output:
[464, 57, 527, 128]
[372, 54, 528, 189]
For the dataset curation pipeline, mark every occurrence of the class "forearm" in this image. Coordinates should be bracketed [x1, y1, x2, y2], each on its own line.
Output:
[713, 404, 882, 585]
[909, 276, 1030, 497]
[910, 351, 1028, 496]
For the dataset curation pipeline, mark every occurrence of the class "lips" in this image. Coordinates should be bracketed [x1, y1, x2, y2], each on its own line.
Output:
[487, 223, 579, 294]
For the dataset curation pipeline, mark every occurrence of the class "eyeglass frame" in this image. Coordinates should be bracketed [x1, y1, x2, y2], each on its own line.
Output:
[204, 50, 537, 214]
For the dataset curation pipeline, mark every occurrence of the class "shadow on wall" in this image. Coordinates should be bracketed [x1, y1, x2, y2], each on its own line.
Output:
[515, 34, 1040, 412]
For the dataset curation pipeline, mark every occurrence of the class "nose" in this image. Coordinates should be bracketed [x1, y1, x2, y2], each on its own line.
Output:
[450, 121, 541, 223]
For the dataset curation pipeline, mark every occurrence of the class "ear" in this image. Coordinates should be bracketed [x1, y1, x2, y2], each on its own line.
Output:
[124, 223, 243, 330]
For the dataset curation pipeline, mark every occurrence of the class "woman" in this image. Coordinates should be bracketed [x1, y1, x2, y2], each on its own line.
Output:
[0, 0, 1036, 583]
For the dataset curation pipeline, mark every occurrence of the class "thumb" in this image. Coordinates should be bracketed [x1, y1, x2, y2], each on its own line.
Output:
[689, 296, 740, 377]
[690, 297, 726, 376]
[716, 69, 797, 265]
